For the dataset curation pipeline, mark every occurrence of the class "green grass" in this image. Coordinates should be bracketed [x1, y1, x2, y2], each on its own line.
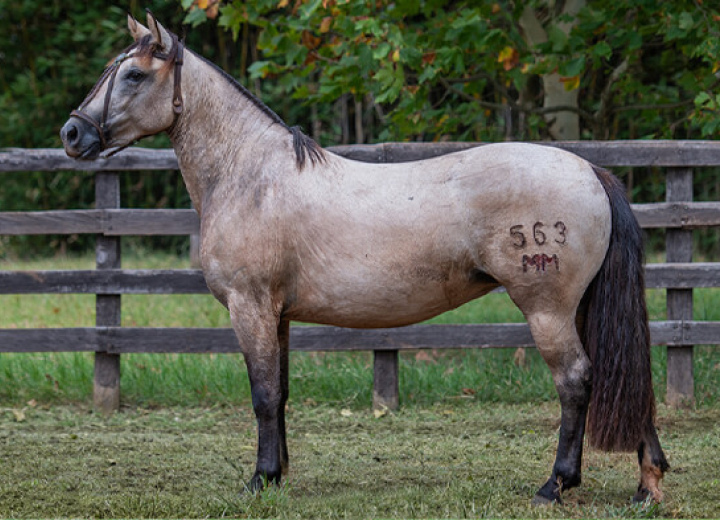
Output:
[1, 403, 719, 518]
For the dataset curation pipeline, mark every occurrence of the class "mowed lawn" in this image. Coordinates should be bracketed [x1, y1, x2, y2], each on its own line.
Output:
[1, 253, 719, 518]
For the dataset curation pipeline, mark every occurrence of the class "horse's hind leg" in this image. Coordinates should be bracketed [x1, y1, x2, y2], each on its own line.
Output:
[634, 422, 669, 502]
[523, 309, 591, 505]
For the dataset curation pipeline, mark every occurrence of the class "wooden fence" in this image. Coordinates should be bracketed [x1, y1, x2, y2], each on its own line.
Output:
[2, 141, 720, 412]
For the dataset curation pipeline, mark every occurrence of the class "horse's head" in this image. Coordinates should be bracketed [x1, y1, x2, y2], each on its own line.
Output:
[60, 11, 183, 159]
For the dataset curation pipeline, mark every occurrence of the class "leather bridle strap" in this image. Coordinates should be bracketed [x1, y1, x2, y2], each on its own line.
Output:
[70, 50, 131, 151]
[70, 34, 184, 156]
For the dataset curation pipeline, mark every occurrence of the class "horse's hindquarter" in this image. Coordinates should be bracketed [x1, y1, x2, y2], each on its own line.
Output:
[457, 143, 611, 316]
[286, 143, 611, 327]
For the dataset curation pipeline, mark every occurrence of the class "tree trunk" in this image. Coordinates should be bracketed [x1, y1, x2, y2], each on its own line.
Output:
[519, 0, 585, 140]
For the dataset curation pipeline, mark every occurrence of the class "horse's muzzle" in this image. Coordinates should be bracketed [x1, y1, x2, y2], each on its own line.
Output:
[60, 117, 102, 160]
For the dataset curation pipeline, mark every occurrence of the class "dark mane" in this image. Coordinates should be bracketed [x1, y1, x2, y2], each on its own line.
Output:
[193, 51, 325, 170]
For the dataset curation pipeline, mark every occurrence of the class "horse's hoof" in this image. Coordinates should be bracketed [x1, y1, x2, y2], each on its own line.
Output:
[532, 494, 560, 506]
[533, 479, 562, 506]
[632, 487, 663, 504]
[243, 471, 281, 494]
[244, 474, 267, 494]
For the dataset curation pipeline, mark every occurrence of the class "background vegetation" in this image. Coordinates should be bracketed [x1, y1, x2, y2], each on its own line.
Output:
[1, 0, 720, 257]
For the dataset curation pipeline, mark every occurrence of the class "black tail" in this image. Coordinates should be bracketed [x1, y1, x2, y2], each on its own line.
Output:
[583, 166, 655, 452]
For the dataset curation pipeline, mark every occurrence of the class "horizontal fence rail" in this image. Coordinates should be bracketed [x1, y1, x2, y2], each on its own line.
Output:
[2, 140, 720, 411]
[1, 262, 720, 294]
[0, 321, 713, 353]
[4, 140, 720, 170]
[3, 203, 720, 235]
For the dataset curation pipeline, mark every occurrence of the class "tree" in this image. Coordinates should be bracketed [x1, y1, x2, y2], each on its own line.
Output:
[182, 0, 720, 143]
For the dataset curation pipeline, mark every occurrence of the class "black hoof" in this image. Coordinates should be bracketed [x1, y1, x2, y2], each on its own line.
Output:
[633, 487, 648, 503]
[244, 471, 281, 494]
[632, 486, 656, 504]
[533, 479, 562, 505]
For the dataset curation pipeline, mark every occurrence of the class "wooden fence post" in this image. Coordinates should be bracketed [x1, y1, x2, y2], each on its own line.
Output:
[373, 350, 399, 411]
[189, 201, 201, 268]
[95, 172, 121, 413]
[666, 167, 694, 408]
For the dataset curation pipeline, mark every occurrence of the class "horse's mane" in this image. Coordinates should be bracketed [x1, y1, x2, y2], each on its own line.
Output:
[192, 51, 325, 171]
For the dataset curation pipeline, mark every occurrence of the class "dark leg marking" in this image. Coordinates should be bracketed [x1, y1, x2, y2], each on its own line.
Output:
[534, 369, 591, 505]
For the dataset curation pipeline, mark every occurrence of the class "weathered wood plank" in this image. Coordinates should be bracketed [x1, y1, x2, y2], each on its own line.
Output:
[4, 141, 720, 172]
[665, 167, 695, 408]
[0, 209, 199, 236]
[373, 350, 399, 411]
[1, 263, 718, 294]
[632, 202, 720, 229]
[328, 140, 720, 166]
[95, 172, 121, 413]
[0, 269, 209, 294]
[105, 209, 199, 235]
[1, 203, 719, 237]
[0, 328, 101, 352]
[0, 147, 178, 172]
[644, 263, 720, 289]
[0, 210, 105, 234]
[0, 321, 713, 353]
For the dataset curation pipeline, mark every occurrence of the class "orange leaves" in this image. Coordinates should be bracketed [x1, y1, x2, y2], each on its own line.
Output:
[497, 46, 519, 71]
[560, 75, 580, 91]
[190, 0, 219, 19]
[301, 30, 322, 50]
[422, 51, 437, 66]
[320, 16, 333, 33]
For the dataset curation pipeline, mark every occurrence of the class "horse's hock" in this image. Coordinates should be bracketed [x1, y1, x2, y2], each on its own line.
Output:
[2, 141, 720, 412]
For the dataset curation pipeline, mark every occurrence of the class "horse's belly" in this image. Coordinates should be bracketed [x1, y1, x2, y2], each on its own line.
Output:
[287, 272, 498, 328]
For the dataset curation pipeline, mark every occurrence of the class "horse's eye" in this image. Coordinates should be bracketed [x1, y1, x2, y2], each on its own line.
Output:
[125, 69, 146, 83]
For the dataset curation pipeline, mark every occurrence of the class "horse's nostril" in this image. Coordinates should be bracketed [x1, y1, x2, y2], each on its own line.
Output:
[67, 124, 79, 143]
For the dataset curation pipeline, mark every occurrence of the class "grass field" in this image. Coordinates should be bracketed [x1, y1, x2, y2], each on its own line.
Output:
[1, 252, 719, 518]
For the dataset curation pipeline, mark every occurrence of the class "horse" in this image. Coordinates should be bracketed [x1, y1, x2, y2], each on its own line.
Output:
[60, 12, 668, 504]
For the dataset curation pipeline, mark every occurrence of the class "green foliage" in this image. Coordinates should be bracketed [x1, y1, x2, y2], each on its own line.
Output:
[189, 0, 720, 142]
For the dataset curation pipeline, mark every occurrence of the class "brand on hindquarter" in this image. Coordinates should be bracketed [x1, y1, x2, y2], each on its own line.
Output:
[509, 221, 567, 273]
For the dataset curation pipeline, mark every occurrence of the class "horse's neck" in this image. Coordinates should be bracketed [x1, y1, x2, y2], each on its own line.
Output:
[169, 51, 290, 214]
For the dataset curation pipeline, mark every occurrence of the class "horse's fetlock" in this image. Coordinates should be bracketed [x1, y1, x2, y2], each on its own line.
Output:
[554, 464, 581, 490]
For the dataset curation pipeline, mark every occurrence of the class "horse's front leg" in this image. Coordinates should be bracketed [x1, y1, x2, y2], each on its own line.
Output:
[228, 292, 288, 491]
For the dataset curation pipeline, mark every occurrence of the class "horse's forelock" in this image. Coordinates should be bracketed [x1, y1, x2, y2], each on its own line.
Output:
[126, 35, 174, 72]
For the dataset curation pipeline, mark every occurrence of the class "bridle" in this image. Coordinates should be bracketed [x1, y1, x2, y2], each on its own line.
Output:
[70, 33, 184, 157]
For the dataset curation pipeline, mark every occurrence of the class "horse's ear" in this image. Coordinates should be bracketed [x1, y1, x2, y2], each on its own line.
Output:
[128, 14, 151, 42]
[145, 10, 174, 51]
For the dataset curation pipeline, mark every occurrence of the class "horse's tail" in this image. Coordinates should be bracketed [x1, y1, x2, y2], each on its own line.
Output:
[582, 165, 655, 452]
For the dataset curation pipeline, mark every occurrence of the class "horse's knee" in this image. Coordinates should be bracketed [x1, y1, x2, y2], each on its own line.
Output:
[556, 360, 591, 408]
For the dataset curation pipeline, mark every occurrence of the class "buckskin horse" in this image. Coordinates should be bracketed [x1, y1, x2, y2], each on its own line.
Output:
[60, 12, 668, 504]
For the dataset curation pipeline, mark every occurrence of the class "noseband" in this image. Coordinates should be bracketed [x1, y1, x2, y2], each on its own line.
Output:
[70, 33, 184, 157]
